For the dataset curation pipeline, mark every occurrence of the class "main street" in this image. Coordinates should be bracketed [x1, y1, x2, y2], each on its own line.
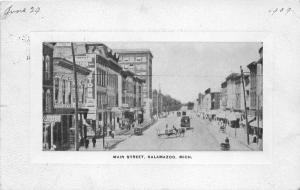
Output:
[113, 111, 222, 151]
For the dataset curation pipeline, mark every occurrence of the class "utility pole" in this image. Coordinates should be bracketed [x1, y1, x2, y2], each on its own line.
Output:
[156, 90, 159, 118]
[257, 96, 260, 144]
[71, 42, 79, 151]
[240, 66, 250, 145]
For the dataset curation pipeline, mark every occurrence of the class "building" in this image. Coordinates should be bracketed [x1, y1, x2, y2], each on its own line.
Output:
[201, 88, 221, 115]
[120, 70, 145, 124]
[43, 42, 91, 150]
[115, 49, 153, 120]
[84, 43, 123, 135]
[211, 92, 221, 110]
[134, 76, 145, 123]
[202, 88, 211, 111]
[226, 73, 239, 110]
[247, 46, 263, 136]
[53, 42, 126, 135]
[220, 81, 227, 110]
[196, 93, 205, 112]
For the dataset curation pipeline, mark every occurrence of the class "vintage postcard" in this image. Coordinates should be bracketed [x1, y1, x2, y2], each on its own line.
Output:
[1, 1, 300, 190]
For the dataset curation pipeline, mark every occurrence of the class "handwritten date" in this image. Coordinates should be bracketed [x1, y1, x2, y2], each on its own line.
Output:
[268, 7, 292, 15]
[1, 5, 40, 19]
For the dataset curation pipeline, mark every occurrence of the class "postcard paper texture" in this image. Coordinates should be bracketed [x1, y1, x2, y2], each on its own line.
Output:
[1, 1, 300, 190]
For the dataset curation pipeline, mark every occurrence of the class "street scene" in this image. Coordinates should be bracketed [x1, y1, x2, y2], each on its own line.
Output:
[42, 42, 263, 151]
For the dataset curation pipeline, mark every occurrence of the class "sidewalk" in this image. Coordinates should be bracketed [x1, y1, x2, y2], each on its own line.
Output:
[69, 119, 157, 151]
[201, 118, 261, 151]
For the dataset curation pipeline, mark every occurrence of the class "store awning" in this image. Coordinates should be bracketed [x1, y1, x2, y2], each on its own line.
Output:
[87, 113, 96, 120]
[249, 119, 263, 128]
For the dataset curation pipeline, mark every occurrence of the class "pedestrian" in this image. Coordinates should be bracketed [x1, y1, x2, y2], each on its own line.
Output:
[92, 136, 96, 147]
[111, 130, 115, 139]
[225, 137, 230, 144]
[85, 138, 89, 149]
[80, 138, 84, 147]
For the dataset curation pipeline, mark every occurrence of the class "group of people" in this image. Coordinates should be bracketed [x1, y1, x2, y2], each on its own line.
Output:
[80, 136, 97, 149]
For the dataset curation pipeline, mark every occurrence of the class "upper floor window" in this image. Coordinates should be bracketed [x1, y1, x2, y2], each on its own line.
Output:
[44, 55, 51, 80]
[68, 81, 72, 104]
[82, 83, 85, 104]
[54, 78, 59, 104]
[62, 79, 66, 104]
[45, 89, 52, 112]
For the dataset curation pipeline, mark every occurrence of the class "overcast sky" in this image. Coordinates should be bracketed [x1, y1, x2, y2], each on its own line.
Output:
[105, 42, 262, 103]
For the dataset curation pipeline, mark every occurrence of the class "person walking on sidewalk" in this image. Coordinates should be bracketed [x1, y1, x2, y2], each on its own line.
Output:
[92, 136, 96, 148]
[225, 137, 230, 144]
[85, 138, 89, 149]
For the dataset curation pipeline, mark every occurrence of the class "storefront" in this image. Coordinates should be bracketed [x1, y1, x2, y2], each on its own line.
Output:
[43, 114, 73, 151]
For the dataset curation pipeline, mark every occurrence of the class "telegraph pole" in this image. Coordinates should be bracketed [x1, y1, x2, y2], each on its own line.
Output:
[156, 90, 159, 118]
[71, 42, 80, 151]
[240, 66, 249, 145]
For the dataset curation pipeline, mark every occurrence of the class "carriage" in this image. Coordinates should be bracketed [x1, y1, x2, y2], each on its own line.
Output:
[156, 127, 185, 138]
[220, 143, 230, 151]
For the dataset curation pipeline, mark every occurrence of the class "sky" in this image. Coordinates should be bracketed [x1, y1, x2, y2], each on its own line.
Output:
[105, 42, 262, 103]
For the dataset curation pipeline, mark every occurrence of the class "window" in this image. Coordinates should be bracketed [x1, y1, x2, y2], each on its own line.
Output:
[97, 68, 100, 85]
[68, 81, 72, 104]
[129, 57, 134, 62]
[82, 84, 85, 104]
[136, 64, 146, 70]
[46, 89, 51, 112]
[54, 78, 59, 104]
[43, 89, 45, 111]
[45, 55, 51, 80]
[62, 80, 66, 104]
[97, 92, 100, 107]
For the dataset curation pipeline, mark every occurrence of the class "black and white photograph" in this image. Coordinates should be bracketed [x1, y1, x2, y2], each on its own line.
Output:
[42, 42, 263, 151]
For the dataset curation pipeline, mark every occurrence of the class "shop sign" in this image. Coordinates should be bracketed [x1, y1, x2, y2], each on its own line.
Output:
[86, 112, 96, 120]
[87, 88, 94, 98]
[54, 103, 73, 108]
[86, 99, 95, 107]
[54, 103, 83, 108]
[43, 115, 61, 122]
[122, 104, 129, 108]
[75, 54, 95, 68]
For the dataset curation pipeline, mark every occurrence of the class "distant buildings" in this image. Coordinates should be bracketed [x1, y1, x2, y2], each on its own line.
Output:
[225, 73, 250, 111]
[197, 46, 263, 137]
[201, 88, 221, 111]
[220, 81, 227, 110]
[152, 89, 181, 117]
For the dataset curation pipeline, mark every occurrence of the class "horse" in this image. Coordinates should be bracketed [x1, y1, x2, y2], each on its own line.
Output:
[174, 127, 185, 137]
